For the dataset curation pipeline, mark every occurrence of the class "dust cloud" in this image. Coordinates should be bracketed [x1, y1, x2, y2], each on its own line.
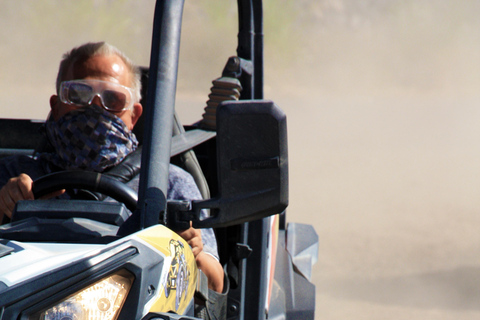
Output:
[1, 1, 480, 319]
[267, 1, 480, 319]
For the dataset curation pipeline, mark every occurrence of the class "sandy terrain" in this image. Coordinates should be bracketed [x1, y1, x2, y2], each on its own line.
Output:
[266, 2, 480, 317]
[277, 93, 480, 320]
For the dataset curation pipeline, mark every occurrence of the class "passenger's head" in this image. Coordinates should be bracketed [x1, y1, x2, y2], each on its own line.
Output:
[49, 42, 143, 130]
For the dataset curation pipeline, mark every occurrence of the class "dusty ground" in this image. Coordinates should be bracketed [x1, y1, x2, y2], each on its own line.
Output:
[277, 93, 480, 320]
[266, 2, 480, 317]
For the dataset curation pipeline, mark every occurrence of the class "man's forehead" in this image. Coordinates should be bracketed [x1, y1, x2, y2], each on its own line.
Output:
[65, 54, 129, 84]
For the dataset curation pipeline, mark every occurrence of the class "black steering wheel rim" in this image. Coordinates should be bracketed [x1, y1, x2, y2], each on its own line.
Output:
[32, 171, 138, 212]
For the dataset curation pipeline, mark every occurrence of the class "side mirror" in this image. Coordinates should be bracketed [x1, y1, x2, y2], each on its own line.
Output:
[192, 100, 288, 228]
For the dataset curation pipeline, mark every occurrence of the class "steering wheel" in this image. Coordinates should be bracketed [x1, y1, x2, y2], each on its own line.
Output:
[32, 171, 138, 212]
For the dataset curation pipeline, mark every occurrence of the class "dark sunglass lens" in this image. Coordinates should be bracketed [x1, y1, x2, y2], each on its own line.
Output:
[68, 83, 93, 105]
[102, 90, 127, 111]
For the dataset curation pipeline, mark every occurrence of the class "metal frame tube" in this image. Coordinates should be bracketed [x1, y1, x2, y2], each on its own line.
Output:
[137, 0, 185, 229]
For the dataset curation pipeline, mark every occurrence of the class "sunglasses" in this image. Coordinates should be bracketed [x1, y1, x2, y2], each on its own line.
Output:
[59, 79, 135, 113]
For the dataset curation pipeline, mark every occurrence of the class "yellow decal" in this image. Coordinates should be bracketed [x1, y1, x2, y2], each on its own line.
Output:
[136, 225, 198, 314]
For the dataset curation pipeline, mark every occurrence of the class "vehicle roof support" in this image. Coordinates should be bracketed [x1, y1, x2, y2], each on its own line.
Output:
[137, 0, 185, 230]
[237, 0, 263, 100]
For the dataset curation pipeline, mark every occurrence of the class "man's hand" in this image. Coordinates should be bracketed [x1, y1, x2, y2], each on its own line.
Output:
[0, 173, 65, 224]
[178, 224, 224, 293]
[177, 225, 204, 258]
[0, 174, 34, 222]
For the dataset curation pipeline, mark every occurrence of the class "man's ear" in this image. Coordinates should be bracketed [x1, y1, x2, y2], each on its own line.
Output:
[49, 95, 60, 120]
[131, 103, 143, 127]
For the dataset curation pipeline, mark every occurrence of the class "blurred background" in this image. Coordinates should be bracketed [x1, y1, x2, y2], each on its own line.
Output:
[1, 0, 480, 319]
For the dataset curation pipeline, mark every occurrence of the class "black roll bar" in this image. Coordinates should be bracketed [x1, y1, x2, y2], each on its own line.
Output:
[232, 2, 270, 320]
[137, 0, 185, 229]
[252, 0, 264, 99]
[237, 0, 263, 100]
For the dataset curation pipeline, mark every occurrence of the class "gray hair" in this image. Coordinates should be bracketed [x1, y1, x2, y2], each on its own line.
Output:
[56, 42, 142, 104]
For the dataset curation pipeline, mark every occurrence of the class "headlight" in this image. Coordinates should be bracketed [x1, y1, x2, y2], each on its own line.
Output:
[32, 271, 134, 320]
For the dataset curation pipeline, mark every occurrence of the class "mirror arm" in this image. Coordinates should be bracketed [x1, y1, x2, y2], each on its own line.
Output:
[166, 199, 223, 230]
[166, 200, 202, 231]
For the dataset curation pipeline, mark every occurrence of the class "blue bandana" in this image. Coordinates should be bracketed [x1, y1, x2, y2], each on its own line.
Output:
[44, 105, 138, 172]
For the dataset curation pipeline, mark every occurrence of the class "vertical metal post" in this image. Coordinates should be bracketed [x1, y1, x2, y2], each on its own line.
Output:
[137, 0, 185, 229]
[234, 1, 271, 319]
[237, 0, 254, 99]
[253, 0, 264, 99]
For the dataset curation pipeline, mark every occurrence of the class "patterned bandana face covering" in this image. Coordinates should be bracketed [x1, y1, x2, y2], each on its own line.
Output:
[45, 105, 138, 172]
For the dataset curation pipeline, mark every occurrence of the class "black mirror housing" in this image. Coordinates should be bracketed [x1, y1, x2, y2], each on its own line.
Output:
[192, 100, 288, 228]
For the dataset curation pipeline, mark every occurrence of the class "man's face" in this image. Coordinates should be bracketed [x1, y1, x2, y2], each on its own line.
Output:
[50, 54, 142, 130]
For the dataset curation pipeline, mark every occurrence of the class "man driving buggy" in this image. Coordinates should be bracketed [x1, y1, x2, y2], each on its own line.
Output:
[0, 42, 224, 294]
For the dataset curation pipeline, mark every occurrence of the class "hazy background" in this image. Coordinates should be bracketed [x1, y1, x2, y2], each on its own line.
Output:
[2, 0, 480, 319]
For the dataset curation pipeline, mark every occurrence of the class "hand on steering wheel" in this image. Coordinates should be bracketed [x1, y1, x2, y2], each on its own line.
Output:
[33, 171, 138, 213]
